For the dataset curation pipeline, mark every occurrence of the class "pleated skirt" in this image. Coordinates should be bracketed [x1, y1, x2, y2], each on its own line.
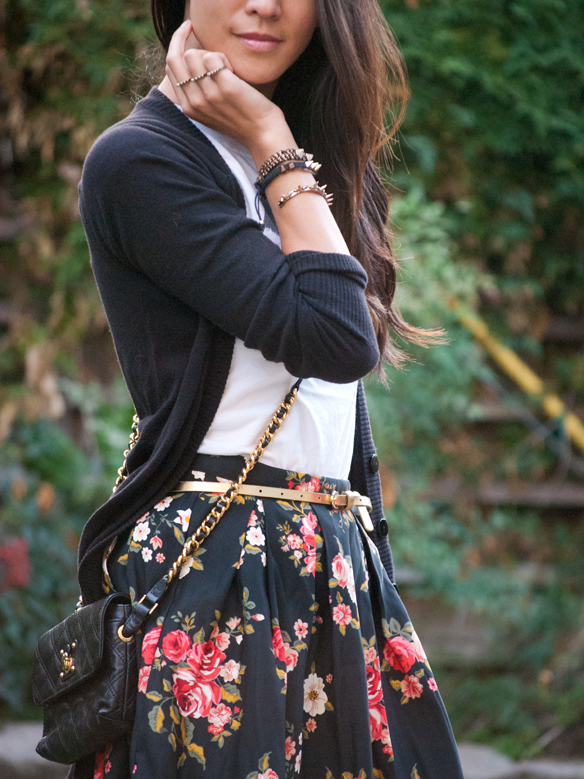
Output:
[95, 455, 463, 779]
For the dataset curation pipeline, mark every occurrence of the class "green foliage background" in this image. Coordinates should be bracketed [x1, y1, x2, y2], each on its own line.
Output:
[1, 0, 583, 758]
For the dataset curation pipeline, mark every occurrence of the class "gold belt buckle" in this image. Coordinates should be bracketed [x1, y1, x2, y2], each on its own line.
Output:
[330, 490, 374, 532]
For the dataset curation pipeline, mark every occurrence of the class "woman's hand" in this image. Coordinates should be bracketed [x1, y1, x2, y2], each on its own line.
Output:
[165, 20, 293, 160]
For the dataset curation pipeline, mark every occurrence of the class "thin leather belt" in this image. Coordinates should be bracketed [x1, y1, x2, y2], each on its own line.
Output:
[173, 481, 375, 532]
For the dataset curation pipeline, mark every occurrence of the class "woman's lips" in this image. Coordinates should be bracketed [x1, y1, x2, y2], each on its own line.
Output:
[235, 33, 282, 52]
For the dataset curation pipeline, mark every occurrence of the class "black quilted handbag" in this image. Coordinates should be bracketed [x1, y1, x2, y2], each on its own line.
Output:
[32, 381, 300, 765]
[32, 594, 136, 763]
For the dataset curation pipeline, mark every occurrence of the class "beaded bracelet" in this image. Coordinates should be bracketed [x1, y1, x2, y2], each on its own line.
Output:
[255, 159, 322, 200]
[277, 183, 334, 209]
[257, 148, 314, 181]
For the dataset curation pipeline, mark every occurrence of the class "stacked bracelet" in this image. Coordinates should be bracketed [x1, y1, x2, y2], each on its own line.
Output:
[257, 148, 314, 181]
[277, 183, 334, 209]
[256, 148, 334, 211]
[255, 159, 322, 200]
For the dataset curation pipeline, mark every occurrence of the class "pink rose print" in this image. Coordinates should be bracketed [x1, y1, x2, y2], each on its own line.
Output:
[300, 512, 318, 548]
[288, 534, 303, 550]
[381, 728, 394, 756]
[162, 630, 192, 663]
[285, 736, 296, 760]
[272, 627, 287, 663]
[369, 701, 388, 741]
[383, 635, 417, 674]
[428, 677, 438, 691]
[208, 703, 232, 733]
[214, 631, 231, 651]
[331, 553, 351, 587]
[326, 674, 333, 683]
[306, 718, 317, 732]
[332, 604, 352, 627]
[412, 630, 427, 663]
[138, 665, 151, 693]
[105, 761, 111, 774]
[258, 771, 279, 779]
[401, 674, 424, 699]
[297, 477, 320, 492]
[172, 666, 221, 718]
[187, 640, 226, 681]
[220, 659, 240, 682]
[366, 665, 383, 704]
[294, 620, 308, 640]
[284, 644, 299, 672]
[364, 647, 377, 664]
[141, 626, 162, 665]
[150, 535, 163, 550]
[156, 553, 165, 563]
[304, 548, 317, 575]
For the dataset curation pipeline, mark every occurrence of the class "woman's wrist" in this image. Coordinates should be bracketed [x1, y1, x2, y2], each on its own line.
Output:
[246, 115, 298, 171]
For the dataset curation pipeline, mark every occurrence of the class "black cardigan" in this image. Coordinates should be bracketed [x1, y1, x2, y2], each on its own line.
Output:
[77, 87, 394, 603]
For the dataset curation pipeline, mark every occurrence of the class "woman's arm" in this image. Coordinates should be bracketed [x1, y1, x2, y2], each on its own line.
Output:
[80, 120, 379, 383]
[162, 21, 350, 257]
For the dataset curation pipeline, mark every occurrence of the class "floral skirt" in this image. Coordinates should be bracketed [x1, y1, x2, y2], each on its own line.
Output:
[97, 455, 463, 779]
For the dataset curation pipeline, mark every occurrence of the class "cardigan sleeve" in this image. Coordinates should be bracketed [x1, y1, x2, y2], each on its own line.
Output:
[79, 122, 379, 384]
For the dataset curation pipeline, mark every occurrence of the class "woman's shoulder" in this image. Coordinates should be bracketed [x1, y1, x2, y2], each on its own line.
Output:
[82, 88, 231, 192]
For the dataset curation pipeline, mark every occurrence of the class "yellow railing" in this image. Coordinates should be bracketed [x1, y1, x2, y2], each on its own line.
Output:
[449, 299, 584, 455]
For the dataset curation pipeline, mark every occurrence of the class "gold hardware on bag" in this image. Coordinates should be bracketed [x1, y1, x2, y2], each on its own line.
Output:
[59, 643, 76, 677]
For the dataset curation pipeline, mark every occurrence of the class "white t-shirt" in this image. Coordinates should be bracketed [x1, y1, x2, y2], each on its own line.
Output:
[186, 115, 358, 479]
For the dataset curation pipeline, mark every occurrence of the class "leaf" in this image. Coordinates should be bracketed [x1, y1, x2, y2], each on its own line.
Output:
[168, 732, 177, 750]
[169, 705, 180, 725]
[177, 753, 186, 768]
[276, 500, 295, 511]
[173, 526, 185, 545]
[148, 705, 165, 733]
[389, 617, 402, 635]
[231, 718, 241, 731]
[244, 624, 255, 634]
[187, 742, 206, 765]
[221, 683, 242, 703]
[258, 753, 271, 772]
[390, 680, 402, 690]
[276, 667, 286, 680]
[325, 701, 334, 711]
[146, 691, 162, 702]
[373, 771, 384, 778]
[163, 678, 173, 693]
[117, 554, 128, 566]
[351, 618, 360, 630]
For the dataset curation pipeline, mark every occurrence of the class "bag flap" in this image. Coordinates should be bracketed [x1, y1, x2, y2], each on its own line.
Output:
[32, 593, 129, 706]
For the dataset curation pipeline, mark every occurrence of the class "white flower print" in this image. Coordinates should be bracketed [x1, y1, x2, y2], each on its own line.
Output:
[226, 617, 241, 630]
[191, 470, 205, 480]
[295, 750, 302, 773]
[174, 509, 191, 533]
[294, 620, 308, 640]
[257, 499, 264, 513]
[246, 526, 265, 546]
[141, 547, 153, 562]
[303, 673, 328, 716]
[261, 552, 267, 567]
[154, 496, 173, 511]
[133, 521, 150, 543]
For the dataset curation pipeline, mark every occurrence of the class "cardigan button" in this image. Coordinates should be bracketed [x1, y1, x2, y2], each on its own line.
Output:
[369, 454, 379, 474]
[378, 518, 388, 537]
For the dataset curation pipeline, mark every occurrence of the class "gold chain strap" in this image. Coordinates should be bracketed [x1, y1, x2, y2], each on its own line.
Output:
[113, 413, 140, 493]
[165, 383, 299, 585]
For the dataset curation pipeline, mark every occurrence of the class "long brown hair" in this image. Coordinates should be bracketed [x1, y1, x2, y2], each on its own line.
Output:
[151, 0, 436, 369]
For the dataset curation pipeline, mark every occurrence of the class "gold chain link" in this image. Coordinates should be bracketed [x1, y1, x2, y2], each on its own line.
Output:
[165, 386, 299, 585]
[113, 413, 140, 493]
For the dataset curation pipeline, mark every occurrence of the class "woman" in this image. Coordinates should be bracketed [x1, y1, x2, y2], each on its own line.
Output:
[76, 0, 464, 777]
